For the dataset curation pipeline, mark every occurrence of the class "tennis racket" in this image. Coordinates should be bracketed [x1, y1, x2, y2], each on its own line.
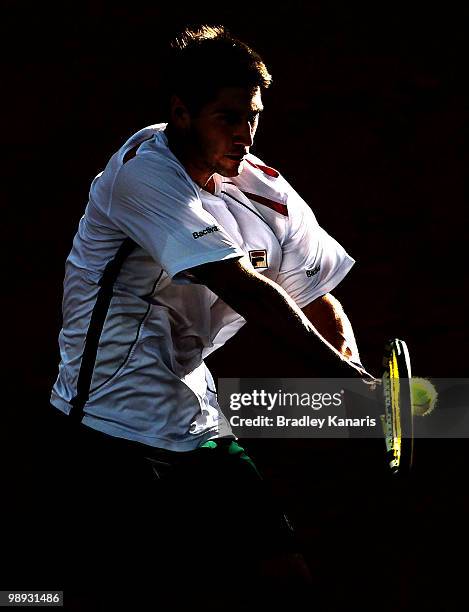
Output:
[380, 338, 414, 475]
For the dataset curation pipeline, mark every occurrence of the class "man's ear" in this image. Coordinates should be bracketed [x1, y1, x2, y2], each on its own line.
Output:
[169, 95, 191, 129]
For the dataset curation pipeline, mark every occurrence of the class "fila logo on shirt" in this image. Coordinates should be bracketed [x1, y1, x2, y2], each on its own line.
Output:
[249, 249, 268, 270]
[306, 265, 320, 278]
[193, 225, 220, 239]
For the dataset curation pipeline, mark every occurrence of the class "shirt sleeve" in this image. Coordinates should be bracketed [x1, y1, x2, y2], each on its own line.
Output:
[276, 184, 355, 308]
[110, 157, 244, 280]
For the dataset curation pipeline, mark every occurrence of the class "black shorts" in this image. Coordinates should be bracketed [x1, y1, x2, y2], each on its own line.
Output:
[44, 406, 297, 592]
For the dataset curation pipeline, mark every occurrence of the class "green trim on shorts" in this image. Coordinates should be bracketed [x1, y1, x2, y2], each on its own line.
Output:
[199, 440, 218, 449]
[199, 440, 261, 477]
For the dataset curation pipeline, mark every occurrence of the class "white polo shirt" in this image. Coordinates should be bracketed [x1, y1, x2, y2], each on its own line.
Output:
[50, 124, 354, 451]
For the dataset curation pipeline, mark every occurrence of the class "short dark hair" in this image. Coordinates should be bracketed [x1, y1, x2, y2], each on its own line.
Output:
[160, 25, 272, 119]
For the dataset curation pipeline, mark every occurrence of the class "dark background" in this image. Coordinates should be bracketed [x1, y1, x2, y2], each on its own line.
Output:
[2, 1, 468, 608]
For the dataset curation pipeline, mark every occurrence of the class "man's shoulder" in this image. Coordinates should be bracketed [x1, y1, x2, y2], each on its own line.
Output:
[115, 138, 194, 195]
[230, 154, 290, 216]
[120, 131, 176, 172]
[244, 154, 281, 180]
[111, 146, 200, 212]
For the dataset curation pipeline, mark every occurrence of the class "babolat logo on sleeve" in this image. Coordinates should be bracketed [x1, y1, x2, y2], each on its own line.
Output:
[193, 225, 220, 239]
[306, 265, 320, 278]
[249, 249, 268, 270]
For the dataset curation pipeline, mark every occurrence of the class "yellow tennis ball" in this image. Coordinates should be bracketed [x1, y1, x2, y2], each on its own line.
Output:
[411, 377, 438, 416]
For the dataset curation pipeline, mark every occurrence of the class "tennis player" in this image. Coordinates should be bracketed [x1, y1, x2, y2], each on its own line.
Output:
[49, 25, 370, 596]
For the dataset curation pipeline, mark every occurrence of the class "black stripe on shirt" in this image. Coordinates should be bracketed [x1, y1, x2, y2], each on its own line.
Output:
[68, 237, 137, 424]
[88, 269, 164, 395]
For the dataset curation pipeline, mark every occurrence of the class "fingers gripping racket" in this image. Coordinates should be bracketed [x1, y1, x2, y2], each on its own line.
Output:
[380, 339, 414, 475]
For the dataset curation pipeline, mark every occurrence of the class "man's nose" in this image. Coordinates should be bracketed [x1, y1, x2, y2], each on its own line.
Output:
[234, 120, 255, 147]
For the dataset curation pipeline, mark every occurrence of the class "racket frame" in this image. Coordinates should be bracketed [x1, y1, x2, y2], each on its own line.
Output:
[381, 338, 414, 474]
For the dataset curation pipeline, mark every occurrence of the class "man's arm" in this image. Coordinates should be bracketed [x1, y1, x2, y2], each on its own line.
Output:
[301, 293, 360, 363]
[190, 256, 370, 378]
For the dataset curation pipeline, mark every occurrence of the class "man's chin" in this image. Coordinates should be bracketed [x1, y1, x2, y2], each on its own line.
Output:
[218, 159, 245, 178]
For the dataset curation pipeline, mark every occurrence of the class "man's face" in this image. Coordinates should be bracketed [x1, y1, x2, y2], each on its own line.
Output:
[184, 86, 263, 181]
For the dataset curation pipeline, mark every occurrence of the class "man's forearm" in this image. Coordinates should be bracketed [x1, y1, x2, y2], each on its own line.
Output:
[302, 293, 361, 363]
[191, 257, 369, 378]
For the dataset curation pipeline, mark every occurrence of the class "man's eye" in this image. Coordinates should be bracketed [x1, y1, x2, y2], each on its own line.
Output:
[220, 113, 238, 124]
[218, 112, 259, 125]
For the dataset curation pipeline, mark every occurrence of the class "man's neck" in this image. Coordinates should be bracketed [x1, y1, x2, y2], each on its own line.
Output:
[165, 126, 214, 194]
[202, 177, 216, 194]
